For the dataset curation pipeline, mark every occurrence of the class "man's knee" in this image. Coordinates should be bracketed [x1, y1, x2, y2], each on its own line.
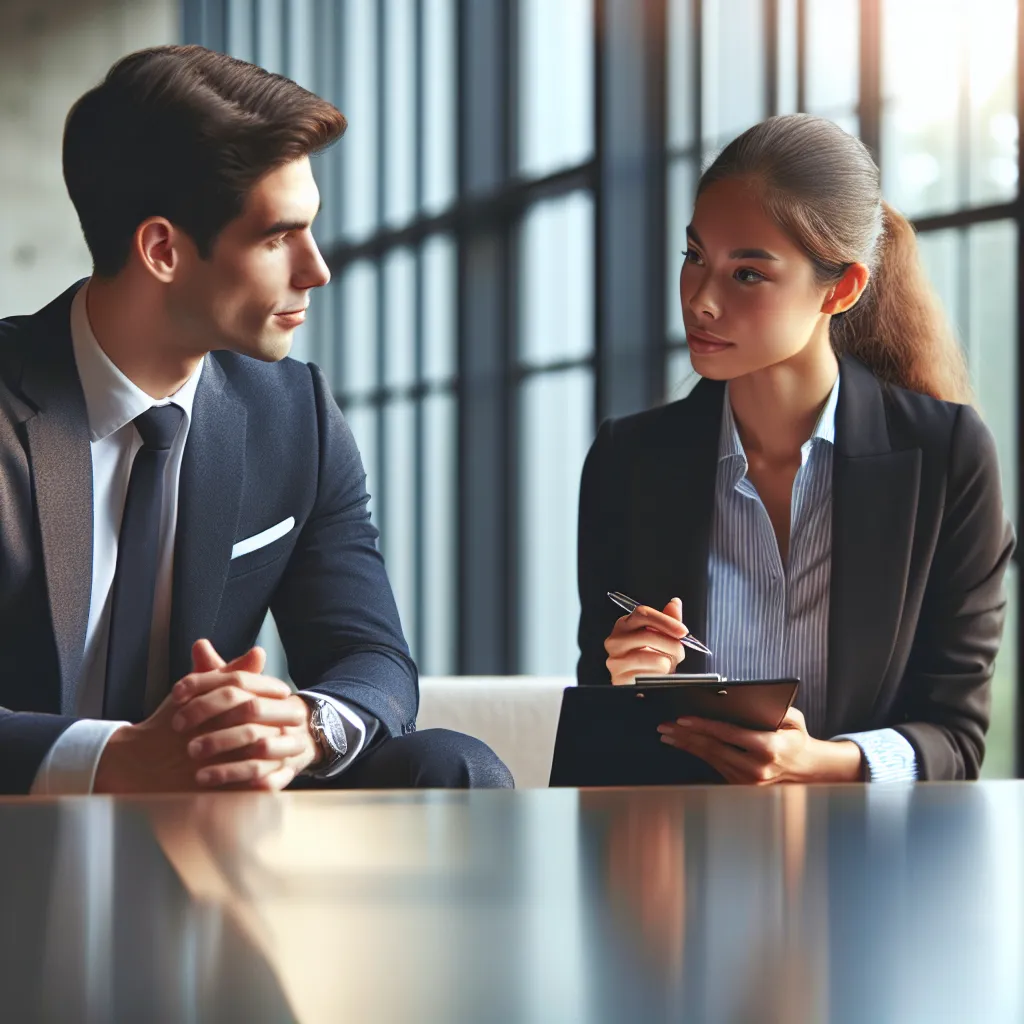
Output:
[409, 729, 514, 789]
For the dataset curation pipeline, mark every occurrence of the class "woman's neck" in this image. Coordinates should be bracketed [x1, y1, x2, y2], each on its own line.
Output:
[726, 345, 839, 466]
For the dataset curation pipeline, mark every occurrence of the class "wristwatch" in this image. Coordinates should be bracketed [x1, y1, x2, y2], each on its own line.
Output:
[298, 694, 349, 777]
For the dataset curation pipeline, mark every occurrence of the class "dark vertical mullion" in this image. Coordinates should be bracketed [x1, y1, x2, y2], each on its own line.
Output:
[1015, 0, 1024, 778]
[413, 0, 427, 669]
[280, 0, 292, 77]
[795, 0, 806, 112]
[647, 0, 669, 404]
[694, 0, 704, 150]
[374, 0, 388, 617]
[457, 0, 511, 673]
[765, 0, 779, 118]
[505, 0, 521, 672]
[593, 0, 607, 427]
[597, 0, 663, 419]
[455, 0, 467, 675]
[858, 0, 881, 161]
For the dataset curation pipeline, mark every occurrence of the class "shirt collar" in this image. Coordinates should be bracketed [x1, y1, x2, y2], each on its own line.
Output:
[718, 372, 841, 469]
[70, 279, 204, 443]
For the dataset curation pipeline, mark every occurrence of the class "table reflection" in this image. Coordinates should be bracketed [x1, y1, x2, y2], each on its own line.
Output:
[0, 784, 1021, 1023]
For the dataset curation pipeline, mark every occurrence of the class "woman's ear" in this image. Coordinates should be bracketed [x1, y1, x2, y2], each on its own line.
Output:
[822, 262, 870, 315]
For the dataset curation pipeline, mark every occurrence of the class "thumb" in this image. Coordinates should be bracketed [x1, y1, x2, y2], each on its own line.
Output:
[191, 639, 267, 675]
[191, 638, 226, 672]
[662, 597, 683, 622]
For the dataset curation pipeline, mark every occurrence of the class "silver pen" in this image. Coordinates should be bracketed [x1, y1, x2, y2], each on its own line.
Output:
[607, 591, 714, 656]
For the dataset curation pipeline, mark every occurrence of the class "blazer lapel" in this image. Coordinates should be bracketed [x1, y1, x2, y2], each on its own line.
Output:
[825, 359, 921, 736]
[629, 380, 724, 674]
[18, 285, 94, 713]
[168, 358, 247, 684]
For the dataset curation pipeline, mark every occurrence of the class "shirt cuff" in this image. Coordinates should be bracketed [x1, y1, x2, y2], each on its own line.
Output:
[301, 693, 367, 779]
[831, 728, 918, 783]
[30, 720, 130, 796]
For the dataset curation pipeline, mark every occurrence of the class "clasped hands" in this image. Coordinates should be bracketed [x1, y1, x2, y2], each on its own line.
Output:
[605, 597, 862, 784]
[94, 638, 320, 794]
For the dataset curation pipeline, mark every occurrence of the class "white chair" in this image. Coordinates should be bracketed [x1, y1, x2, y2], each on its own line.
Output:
[417, 676, 575, 788]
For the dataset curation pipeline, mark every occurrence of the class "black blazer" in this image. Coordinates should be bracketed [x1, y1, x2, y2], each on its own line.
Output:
[577, 357, 1015, 780]
[0, 282, 418, 794]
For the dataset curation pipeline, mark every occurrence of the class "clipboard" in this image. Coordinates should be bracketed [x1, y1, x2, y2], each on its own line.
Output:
[548, 677, 800, 787]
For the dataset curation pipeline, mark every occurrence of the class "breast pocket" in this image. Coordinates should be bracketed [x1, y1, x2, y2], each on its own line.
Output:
[227, 516, 296, 577]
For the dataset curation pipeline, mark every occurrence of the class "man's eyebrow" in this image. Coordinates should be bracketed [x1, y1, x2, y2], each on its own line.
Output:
[686, 224, 780, 261]
[258, 199, 323, 238]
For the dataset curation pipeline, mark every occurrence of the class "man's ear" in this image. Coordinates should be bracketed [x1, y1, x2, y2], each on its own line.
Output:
[133, 217, 188, 284]
[822, 262, 870, 315]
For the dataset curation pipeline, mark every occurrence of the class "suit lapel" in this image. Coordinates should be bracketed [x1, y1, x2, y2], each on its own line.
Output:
[18, 285, 94, 714]
[629, 380, 724, 674]
[168, 358, 247, 685]
[825, 359, 920, 735]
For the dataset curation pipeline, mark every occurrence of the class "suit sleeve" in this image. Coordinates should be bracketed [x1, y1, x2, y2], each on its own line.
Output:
[576, 418, 629, 687]
[0, 708, 78, 795]
[270, 365, 418, 740]
[896, 404, 1016, 779]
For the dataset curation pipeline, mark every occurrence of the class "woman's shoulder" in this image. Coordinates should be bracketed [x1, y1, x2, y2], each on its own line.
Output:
[878, 375, 993, 458]
[598, 376, 725, 449]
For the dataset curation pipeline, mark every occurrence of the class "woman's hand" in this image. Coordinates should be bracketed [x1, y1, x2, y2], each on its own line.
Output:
[604, 597, 690, 686]
[657, 706, 864, 783]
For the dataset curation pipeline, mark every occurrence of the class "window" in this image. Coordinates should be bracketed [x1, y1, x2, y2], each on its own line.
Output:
[186, 0, 1023, 774]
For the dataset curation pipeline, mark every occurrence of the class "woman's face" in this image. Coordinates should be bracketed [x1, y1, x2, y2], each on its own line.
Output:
[679, 177, 835, 380]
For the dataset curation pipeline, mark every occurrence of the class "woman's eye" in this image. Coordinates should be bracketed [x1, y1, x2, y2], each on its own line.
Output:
[735, 268, 765, 284]
[682, 247, 704, 265]
[268, 235, 287, 250]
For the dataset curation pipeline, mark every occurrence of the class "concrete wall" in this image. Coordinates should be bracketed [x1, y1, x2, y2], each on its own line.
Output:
[0, 0, 178, 316]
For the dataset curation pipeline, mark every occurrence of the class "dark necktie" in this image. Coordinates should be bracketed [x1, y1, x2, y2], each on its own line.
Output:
[103, 403, 184, 722]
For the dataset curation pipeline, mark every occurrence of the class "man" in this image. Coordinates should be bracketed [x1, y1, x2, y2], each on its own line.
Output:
[0, 45, 512, 795]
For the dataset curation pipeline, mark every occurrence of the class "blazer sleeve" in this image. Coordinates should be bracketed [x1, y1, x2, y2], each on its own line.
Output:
[896, 404, 1016, 779]
[269, 364, 418, 739]
[577, 418, 629, 687]
[0, 709, 77, 795]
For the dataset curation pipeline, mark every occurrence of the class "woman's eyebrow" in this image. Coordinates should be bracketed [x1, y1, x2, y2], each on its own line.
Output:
[686, 224, 780, 261]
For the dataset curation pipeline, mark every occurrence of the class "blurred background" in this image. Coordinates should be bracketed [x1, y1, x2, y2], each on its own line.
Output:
[0, 0, 1019, 776]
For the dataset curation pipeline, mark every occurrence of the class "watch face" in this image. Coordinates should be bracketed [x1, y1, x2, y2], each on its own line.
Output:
[319, 702, 349, 757]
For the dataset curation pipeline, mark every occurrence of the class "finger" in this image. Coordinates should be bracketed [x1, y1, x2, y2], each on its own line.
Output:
[605, 629, 686, 662]
[612, 606, 689, 641]
[172, 687, 306, 733]
[188, 723, 308, 761]
[251, 764, 299, 791]
[608, 649, 676, 684]
[662, 597, 683, 622]
[780, 706, 806, 730]
[182, 644, 269, 696]
[172, 668, 292, 707]
[673, 716, 771, 755]
[659, 727, 760, 781]
[191, 638, 226, 673]
[196, 757, 285, 788]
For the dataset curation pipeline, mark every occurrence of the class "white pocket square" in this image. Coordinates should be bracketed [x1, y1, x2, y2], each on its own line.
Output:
[231, 516, 295, 560]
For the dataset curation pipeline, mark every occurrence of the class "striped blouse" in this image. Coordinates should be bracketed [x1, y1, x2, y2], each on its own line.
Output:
[705, 375, 917, 782]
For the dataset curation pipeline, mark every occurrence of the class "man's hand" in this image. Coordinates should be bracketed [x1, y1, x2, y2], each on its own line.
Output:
[656, 707, 864, 784]
[170, 639, 319, 790]
[94, 643, 291, 794]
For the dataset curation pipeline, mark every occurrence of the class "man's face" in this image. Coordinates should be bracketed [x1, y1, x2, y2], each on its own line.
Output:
[168, 156, 330, 361]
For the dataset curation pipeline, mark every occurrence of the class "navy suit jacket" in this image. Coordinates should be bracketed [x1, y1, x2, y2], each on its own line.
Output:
[0, 282, 418, 794]
[577, 357, 1015, 780]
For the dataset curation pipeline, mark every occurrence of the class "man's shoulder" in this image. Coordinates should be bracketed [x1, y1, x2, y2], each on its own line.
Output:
[207, 350, 320, 397]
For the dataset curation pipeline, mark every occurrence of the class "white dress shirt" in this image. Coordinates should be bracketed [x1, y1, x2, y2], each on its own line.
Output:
[706, 377, 918, 782]
[31, 282, 364, 794]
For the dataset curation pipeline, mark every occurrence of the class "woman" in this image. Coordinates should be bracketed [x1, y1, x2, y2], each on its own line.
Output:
[576, 114, 1014, 783]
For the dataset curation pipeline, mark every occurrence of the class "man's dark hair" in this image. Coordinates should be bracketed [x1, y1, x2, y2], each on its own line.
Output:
[63, 44, 347, 277]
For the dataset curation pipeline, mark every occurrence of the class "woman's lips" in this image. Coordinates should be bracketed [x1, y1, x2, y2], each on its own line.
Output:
[685, 328, 732, 355]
